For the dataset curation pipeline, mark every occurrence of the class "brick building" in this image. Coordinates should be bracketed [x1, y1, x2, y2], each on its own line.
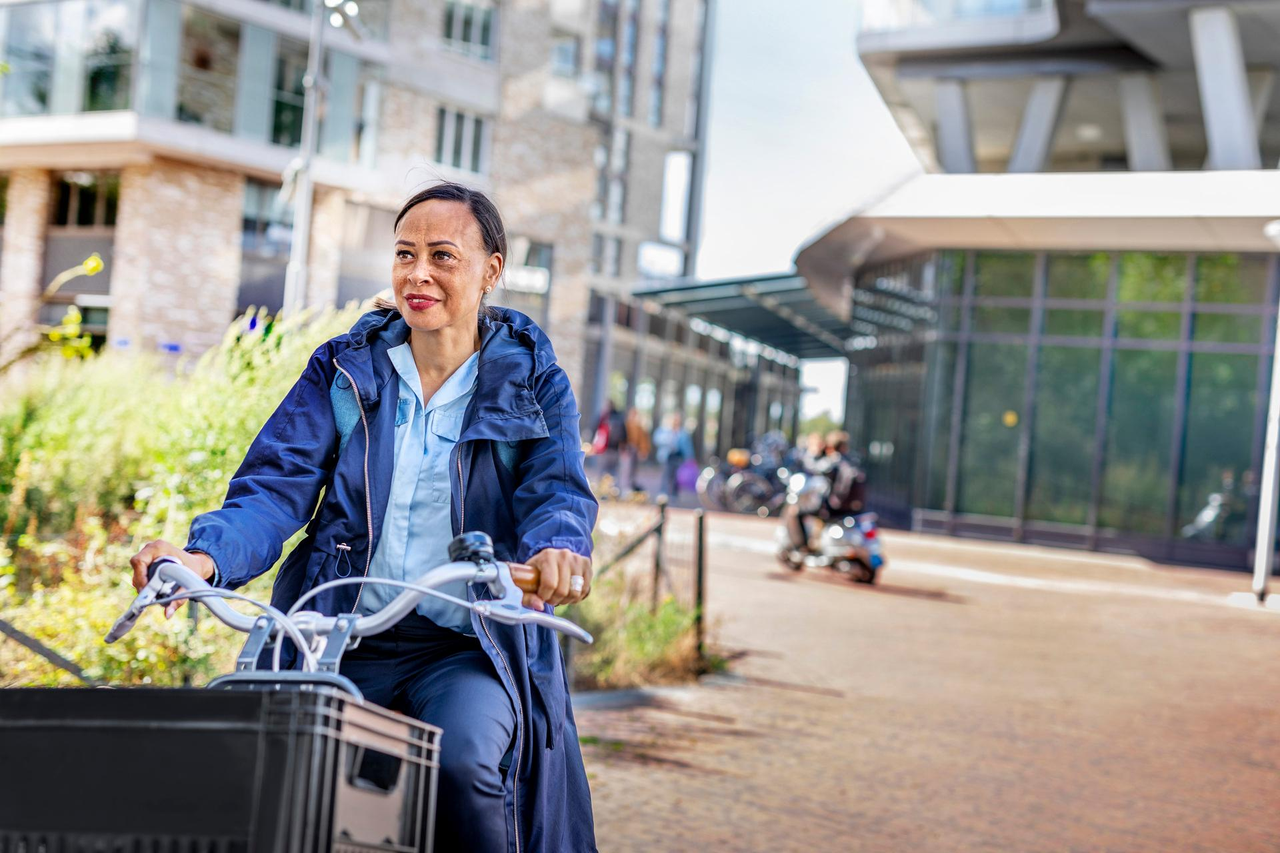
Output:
[0, 0, 798, 459]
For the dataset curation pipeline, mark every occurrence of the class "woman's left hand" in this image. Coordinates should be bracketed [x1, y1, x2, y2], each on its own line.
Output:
[525, 548, 592, 610]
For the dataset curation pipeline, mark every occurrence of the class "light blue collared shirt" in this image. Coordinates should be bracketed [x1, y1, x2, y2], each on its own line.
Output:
[358, 343, 479, 633]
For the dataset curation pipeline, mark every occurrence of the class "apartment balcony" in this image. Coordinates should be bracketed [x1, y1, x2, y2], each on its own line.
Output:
[858, 0, 1060, 55]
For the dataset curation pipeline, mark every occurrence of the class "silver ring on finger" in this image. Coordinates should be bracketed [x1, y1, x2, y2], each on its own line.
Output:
[569, 575, 585, 593]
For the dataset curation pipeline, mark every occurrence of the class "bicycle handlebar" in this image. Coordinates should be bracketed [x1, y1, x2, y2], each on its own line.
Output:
[106, 552, 593, 653]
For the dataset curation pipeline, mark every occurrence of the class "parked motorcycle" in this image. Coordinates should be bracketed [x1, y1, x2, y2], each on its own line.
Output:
[696, 448, 750, 511]
[776, 472, 884, 584]
[699, 433, 788, 516]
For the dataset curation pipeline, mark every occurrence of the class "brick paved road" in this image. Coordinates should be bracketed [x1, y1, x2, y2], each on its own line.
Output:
[575, 511, 1280, 852]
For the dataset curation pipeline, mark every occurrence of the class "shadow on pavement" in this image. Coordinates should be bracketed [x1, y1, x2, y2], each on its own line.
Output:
[763, 569, 967, 604]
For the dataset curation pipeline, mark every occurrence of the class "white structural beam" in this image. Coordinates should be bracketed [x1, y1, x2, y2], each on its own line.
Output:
[935, 79, 976, 174]
[1190, 6, 1261, 170]
[1008, 76, 1069, 173]
[1119, 73, 1172, 171]
[1254, 222, 1280, 602]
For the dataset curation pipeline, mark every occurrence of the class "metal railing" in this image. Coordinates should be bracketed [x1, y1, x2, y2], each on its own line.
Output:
[566, 498, 710, 671]
[0, 616, 96, 685]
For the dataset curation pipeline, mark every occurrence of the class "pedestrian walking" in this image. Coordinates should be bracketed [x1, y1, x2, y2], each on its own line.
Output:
[654, 411, 696, 497]
[620, 407, 651, 494]
[592, 400, 628, 494]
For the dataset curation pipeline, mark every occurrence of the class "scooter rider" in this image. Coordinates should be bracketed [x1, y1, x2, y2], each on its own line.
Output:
[820, 431, 866, 517]
[785, 431, 865, 550]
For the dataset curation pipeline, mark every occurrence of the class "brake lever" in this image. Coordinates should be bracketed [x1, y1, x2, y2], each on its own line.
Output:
[105, 557, 181, 643]
[478, 561, 594, 645]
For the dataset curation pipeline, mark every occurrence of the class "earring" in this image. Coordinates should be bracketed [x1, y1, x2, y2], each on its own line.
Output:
[485, 286, 492, 293]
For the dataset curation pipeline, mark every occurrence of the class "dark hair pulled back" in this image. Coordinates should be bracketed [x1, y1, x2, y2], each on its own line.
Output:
[374, 181, 507, 315]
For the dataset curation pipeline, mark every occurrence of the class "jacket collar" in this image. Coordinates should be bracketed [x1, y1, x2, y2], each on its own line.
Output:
[334, 307, 551, 442]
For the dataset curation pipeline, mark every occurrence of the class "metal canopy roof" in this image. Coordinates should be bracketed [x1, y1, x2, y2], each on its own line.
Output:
[633, 274, 847, 359]
[634, 272, 937, 361]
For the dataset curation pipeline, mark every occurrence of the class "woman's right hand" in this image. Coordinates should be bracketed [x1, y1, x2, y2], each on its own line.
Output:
[129, 541, 217, 617]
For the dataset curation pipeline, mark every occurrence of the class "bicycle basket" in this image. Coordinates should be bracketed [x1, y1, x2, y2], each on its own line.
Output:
[0, 686, 441, 853]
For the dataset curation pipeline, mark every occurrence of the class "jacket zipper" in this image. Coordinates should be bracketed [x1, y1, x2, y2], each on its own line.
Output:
[334, 360, 374, 613]
[461, 449, 523, 853]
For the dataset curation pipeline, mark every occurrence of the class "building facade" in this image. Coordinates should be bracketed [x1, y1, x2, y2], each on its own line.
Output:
[788, 0, 1280, 568]
[0, 0, 716, 442]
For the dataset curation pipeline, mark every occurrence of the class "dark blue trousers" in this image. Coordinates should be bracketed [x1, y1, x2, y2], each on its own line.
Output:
[339, 613, 516, 853]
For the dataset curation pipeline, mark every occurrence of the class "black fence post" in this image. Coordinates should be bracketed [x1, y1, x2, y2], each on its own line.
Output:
[652, 496, 668, 613]
[694, 508, 706, 662]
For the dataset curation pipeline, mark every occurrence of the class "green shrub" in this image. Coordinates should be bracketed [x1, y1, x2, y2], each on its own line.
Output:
[562, 572, 702, 691]
[0, 306, 360, 683]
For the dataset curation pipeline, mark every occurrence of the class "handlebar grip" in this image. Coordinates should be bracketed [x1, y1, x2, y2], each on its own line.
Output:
[507, 563, 541, 594]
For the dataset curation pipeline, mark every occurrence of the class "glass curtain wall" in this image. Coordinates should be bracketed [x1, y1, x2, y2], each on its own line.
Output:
[0, 0, 137, 116]
[855, 248, 1277, 567]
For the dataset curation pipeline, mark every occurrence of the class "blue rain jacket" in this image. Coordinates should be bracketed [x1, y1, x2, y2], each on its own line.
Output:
[186, 306, 600, 853]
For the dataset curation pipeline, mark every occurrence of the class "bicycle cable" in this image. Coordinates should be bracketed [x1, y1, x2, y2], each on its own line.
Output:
[153, 588, 318, 672]
[275, 576, 482, 672]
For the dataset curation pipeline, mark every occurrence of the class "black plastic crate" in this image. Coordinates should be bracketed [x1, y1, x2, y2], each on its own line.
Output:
[0, 686, 440, 853]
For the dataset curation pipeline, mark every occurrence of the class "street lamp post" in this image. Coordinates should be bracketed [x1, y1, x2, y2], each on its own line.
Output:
[280, 0, 328, 318]
[1251, 219, 1280, 602]
[281, 0, 365, 317]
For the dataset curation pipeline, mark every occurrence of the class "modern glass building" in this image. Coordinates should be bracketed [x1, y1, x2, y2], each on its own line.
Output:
[783, 0, 1280, 569]
[837, 247, 1276, 568]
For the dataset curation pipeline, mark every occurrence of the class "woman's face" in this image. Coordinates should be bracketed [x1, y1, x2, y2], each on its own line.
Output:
[392, 199, 502, 334]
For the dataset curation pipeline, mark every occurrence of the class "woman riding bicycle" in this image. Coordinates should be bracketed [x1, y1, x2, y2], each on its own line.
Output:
[128, 182, 599, 853]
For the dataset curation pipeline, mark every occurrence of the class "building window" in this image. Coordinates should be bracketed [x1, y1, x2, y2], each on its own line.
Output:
[497, 239, 555, 322]
[591, 234, 622, 277]
[83, 0, 137, 112]
[177, 8, 240, 134]
[649, 0, 670, 127]
[435, 107, 489, 173]
[526, 241, 554, 273]
[242, 180, 292, 257]
[619, 0, 639, 117]
[2, 4, 56, 117]
[659, 151, 692, 243]
[590, 145, 607, 220]
[352, 63, 382, 167]
[637, 241, 684, 280]
[686, 0, 707, 137]
[591, 234, 605, 275]
[606, 177, 626, 224]
[272, 39, 308, 147]
[444, 1, 495, 61]
[51, 172, 119, 228]
[1, 0, 135, 117]
[610, 127, 630, 172]
[552, 33, 580, 77]
[593, 0, 619, 114]
[605, 236, 622, 277]
[239, 180, 293, 313]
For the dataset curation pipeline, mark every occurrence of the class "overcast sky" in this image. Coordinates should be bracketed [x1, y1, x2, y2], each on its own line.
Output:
[694, 0, 922, 420]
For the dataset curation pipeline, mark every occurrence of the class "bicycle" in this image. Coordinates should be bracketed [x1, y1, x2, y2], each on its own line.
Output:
[0, 531, 592, 853]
